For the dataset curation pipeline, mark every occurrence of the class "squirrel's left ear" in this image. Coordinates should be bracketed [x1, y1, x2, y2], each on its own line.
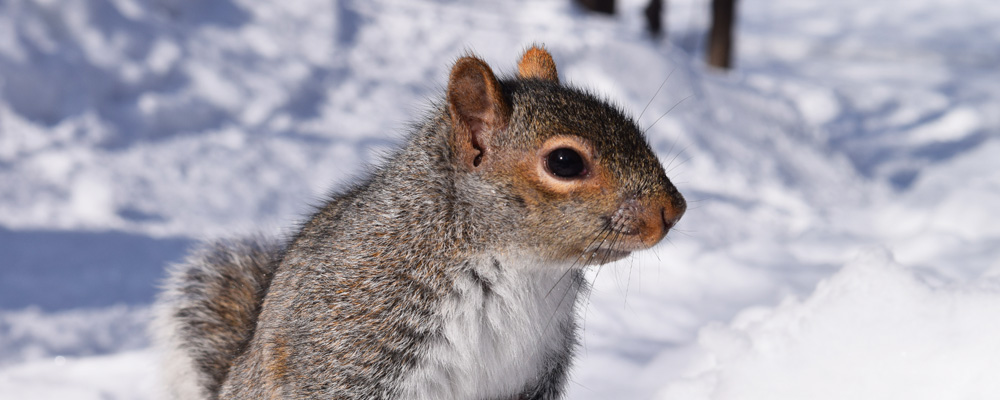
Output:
[447, 56, 511, 170]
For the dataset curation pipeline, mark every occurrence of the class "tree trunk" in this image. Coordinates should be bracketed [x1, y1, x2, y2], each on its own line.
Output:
[644, 0, 665, 38]
[576, 0, 615, 15]
[707, 0, 736, 69]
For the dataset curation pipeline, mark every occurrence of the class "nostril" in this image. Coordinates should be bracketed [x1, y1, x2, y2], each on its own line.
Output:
[661, 207, 680, 232]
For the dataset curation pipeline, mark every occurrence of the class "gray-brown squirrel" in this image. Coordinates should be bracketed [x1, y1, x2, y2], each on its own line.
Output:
[154, 46, 685, 400]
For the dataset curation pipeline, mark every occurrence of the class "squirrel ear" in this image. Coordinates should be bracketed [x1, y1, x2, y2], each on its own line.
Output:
[517, 46, 559, 83]
[447, 56, 510, 170]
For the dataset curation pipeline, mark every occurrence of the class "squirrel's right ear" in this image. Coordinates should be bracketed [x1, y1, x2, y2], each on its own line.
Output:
[447, 56, 510, 170]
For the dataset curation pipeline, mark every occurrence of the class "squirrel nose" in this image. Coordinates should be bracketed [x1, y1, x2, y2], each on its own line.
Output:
[637, 194, 685, 248]
[662, 204, 683, 234]
[663, 189, 686, 230]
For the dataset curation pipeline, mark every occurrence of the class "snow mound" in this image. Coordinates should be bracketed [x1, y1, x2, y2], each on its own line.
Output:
[657, 250, 1000, 400]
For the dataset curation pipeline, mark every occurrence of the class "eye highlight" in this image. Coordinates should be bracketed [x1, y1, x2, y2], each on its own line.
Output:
[546, 147, 587, 178]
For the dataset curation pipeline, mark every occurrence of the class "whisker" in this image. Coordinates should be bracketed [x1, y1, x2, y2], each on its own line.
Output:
[638, 67, 676, 121]
[545, 227, 611, 300]
[623, 249, 634, 308]
[569, 377, 595, 393]
[665, 156, 693, 175]
[682, 203, 704, 211]
[545, 261, 577, 299]
[644, 94, 693, 134]
[664, 144, 693, 173]
[670, 228, 695, 238]
[542, 225, 617, 332]
[662, 134, 679, 166]
[588, 228, 615, 283]
[578, 277, 596, 354]
[592, 263, 606, 283]
[583, 268, 596, 305]
[544, 267, 585, 333]
[604, 231, 625, 291]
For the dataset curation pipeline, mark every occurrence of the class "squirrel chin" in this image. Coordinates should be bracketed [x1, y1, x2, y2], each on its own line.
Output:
[581, 248, 632, 265]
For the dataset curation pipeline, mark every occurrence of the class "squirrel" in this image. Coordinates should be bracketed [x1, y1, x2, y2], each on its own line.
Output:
[153, 46, 686, 400]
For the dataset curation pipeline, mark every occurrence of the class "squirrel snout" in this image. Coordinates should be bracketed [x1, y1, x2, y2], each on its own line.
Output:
[613, 194, 684, 250]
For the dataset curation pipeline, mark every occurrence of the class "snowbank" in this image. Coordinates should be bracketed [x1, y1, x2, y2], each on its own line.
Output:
[658, 251, 1000, 400]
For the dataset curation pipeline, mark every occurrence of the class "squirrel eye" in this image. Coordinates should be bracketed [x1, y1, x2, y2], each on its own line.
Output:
[546, 148, 586, 178]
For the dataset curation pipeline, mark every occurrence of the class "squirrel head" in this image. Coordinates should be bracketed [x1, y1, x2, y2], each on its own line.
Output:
[445, 46, 686, 266]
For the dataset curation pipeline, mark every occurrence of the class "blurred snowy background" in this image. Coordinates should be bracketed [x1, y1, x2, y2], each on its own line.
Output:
[2, 0, 999, 398]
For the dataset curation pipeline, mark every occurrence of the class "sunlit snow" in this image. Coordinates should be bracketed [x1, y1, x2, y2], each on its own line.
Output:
[2, 0, 999, 399]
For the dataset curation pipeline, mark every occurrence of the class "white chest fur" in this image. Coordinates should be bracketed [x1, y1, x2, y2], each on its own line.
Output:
[400, 257, 582, 400]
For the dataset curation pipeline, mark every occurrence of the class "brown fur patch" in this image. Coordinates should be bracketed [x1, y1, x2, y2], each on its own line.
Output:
[266, 336, 291, 382]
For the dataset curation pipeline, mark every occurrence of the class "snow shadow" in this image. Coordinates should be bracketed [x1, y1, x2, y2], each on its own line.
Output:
[0, 227, 194, 311]
[0, 0, 251, 147]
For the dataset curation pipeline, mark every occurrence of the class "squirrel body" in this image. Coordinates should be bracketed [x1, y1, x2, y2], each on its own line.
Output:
[155, 47, 685, 399]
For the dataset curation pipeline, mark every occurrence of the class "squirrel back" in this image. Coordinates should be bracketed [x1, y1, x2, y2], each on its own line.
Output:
[155, 46, 685, 400]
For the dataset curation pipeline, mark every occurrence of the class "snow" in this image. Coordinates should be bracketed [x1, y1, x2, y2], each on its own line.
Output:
[0, 349, 157, 399]
[2, 0, 1000, 398]
[656, 251, 1000, 400]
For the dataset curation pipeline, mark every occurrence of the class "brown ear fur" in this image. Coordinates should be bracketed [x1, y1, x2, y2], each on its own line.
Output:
[447, 56, 510, 169]
[518, 46, 559, 83]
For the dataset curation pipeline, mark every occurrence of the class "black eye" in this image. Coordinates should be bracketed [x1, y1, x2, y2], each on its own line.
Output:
[547, 148, 586, 178]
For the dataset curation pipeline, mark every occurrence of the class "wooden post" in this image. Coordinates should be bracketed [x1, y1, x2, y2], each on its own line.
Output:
[707, 0, 736, 69]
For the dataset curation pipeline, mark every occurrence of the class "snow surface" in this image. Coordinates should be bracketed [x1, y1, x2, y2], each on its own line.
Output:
[2, 0, 999, 398]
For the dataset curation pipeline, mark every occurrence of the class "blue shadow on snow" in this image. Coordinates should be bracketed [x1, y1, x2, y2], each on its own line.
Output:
[0, 227, 194, 311]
